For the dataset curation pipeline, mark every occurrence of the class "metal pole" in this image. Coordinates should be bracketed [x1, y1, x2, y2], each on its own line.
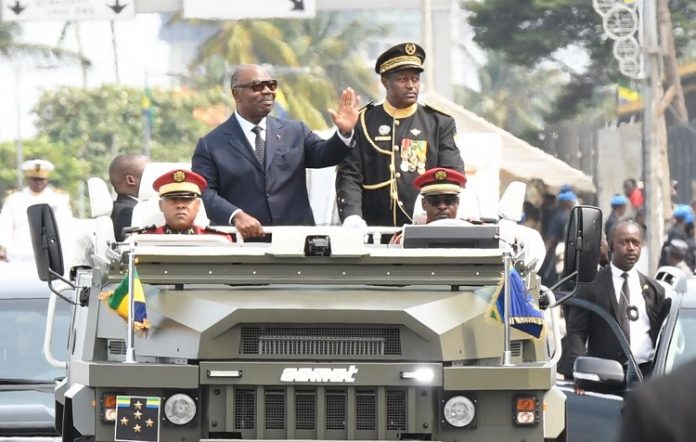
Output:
[641, 0, 662, 274]
[502, 249, 513, 365]
[421, 0, 434, 93]
[14, 65, 23, 190]
[125, 243, 136, 363]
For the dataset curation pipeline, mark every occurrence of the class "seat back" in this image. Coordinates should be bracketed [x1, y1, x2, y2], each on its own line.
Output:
[87, 177, 113, 217]
[85, 177, 116, 253]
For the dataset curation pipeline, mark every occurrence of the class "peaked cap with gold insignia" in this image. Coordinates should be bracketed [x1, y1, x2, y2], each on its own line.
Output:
[22, 159, 55, 178]
[375, 42, 425, 76]
[412, 167, 466, 195]
[152, 169, 207, 197]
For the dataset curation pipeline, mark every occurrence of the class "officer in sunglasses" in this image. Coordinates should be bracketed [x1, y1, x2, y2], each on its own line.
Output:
[413, 167, 466, 224]
[192, 64, 360, 240]
[390, 167, 466, 245]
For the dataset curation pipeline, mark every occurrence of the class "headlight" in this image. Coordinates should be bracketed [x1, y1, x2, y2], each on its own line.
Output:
[443, 395, 475, 428]
[164, 393, 197, 425]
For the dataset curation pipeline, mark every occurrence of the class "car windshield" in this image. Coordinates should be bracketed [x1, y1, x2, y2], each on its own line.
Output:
[0, 298, 71, 383]
[664, 308, 696, 374]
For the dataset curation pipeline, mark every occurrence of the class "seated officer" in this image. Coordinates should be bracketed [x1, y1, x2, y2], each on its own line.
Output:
[413, 167, 467, 224]
[391, 167, 467, 244]
[144, 169, 233, 242]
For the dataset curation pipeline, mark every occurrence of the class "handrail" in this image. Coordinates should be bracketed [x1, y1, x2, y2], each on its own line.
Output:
[43, 291, 67, 369]
[541, 286, 563, 366]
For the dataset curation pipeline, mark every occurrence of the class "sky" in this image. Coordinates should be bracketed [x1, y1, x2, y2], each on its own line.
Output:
[1, 14, 170, 143]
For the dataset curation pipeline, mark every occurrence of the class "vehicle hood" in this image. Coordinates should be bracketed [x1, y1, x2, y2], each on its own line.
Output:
[0, 386, 55, 435]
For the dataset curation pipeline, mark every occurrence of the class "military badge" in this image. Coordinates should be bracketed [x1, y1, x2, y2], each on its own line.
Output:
[410, 128, 421, 136]
[379, 125, 391, 135]
[405, 43, 417, 55]
[435, 170, 447, 181]
[173, 170, 186, 182]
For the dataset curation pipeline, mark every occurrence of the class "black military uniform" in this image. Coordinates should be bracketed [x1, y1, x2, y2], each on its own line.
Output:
[336, 42, 464, 226]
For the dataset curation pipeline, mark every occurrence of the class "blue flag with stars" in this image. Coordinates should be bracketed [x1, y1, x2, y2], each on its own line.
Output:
[115, 395, 160, 441]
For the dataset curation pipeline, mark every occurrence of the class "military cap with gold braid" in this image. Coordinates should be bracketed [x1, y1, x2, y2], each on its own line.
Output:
[412, 167, 466, 196]
[375, 42, 425, 76]
[22, 159, 55, 178]
[152, 169, 207, 198]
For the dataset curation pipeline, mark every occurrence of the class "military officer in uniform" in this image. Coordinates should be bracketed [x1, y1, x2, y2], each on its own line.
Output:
[390, 167, 467, 245]
[143, 169, 233, 242]
[0, 159, 72, 263]
[336, 42, 464, 228]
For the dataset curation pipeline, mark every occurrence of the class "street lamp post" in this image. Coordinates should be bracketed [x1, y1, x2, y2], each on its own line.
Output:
[642, 0, 665, 274]
[14, 64, 24, 190]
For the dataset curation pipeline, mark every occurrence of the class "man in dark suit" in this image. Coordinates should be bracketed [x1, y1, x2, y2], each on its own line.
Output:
[335, 42, 464, 228]
[560, 220, 671, 377]
[108, 153, 149, 241]
[191, 64, 360, 239]
[619, 357, 696, 442]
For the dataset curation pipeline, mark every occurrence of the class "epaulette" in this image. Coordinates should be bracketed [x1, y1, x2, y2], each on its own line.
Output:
[359, 102, 375, 114]
[423, 102, 451, 117]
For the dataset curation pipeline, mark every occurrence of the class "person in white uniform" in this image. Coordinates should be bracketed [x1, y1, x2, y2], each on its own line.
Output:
[0, 160, 73, 263]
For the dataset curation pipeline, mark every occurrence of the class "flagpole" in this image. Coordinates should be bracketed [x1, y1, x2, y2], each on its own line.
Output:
[125, 243, 136, 363]
[502, 248, 513, 366]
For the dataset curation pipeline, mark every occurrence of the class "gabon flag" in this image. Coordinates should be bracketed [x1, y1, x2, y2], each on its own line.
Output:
[100, 269, 150, 331]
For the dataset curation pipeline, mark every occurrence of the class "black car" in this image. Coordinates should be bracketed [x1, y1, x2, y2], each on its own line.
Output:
[0, 270, 72, 439]
[560, 268, 696, 442]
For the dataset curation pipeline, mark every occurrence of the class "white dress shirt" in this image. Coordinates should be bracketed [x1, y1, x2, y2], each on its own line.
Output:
[609, 262, 654, 364]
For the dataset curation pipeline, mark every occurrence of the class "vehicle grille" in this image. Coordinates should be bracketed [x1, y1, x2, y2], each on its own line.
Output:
[229, 386, 410, 439]
[240, 327, 401, 356]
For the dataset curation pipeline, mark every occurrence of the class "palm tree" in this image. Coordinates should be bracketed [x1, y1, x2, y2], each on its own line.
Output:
[454, 51, 562, 141]
[186, 12, 383, 129]
[0, 22, 89, 66]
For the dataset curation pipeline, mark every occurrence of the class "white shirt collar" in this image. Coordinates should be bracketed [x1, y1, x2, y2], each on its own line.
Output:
[610, 261, 638, 279]
[235, 113, 266, 134]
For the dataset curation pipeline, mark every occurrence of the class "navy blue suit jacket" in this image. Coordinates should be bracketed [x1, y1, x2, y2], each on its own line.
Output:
[192, 114, 350, 226]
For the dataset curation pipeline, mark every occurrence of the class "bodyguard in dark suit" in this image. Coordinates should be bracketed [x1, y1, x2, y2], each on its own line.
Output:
[560, 220, 671, 377]
[336, 42, 464, 227]
[619, 357, 696, 442]
[192, 64, 360, 239]
[108, 153, 149, 241]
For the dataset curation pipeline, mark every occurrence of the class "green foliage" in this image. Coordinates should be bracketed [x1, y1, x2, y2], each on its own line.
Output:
[32, 84, 233, 183]
[455, 51, 563, 143]
[465, 0, 695, 122]
[186, 12, 383, 129]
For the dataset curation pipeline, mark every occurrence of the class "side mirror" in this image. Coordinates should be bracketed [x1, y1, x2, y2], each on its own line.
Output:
[573, 356, 626, 396]
[563, 205, 602, 284]
[28, 203, 64, 281]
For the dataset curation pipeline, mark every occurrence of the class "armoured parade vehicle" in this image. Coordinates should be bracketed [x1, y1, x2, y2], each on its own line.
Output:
[28, 191, 601, 442]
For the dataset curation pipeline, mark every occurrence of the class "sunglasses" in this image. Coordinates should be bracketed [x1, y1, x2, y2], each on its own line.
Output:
[424, 194, 459, 206]
[234, 80, 278, 92]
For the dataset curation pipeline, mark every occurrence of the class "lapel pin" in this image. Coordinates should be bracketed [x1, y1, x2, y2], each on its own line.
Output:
[276, 134, 281, 139]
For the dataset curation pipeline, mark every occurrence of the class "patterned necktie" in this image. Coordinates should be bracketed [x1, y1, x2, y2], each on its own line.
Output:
[251, 125, 265, 166]
[619, 272, 631, 343]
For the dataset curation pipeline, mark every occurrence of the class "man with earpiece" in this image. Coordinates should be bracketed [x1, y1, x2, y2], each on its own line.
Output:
[560, 220, 671, 378]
